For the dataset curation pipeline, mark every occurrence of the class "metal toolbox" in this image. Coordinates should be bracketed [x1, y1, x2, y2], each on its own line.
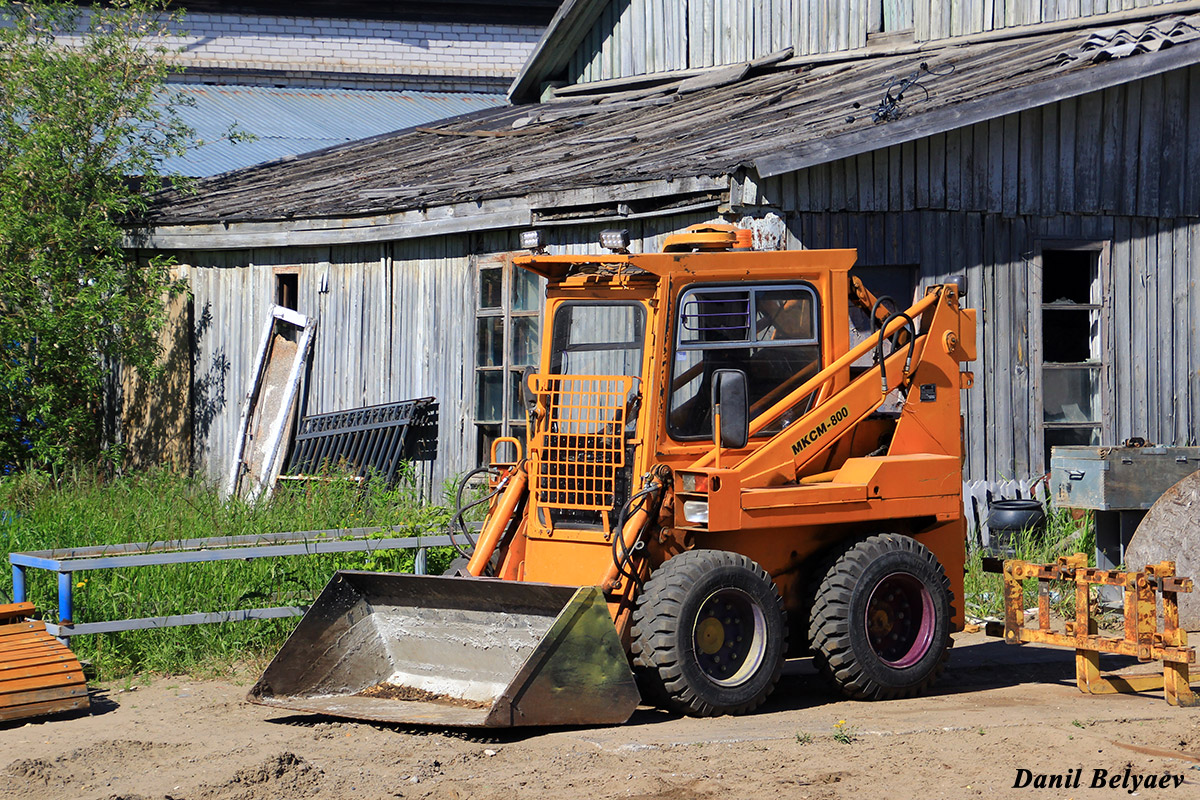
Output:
[1051, 446, 1200, 511]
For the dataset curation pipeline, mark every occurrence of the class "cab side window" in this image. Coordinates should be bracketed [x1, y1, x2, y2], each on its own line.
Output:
[669, 284, 821, 440]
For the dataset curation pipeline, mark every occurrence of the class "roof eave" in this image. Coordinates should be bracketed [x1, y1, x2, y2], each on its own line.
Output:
[508, 0, 609, 104]
[135, 174, 731, 251]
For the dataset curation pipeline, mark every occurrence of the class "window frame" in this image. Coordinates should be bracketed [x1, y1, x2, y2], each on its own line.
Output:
[1032, 241, 1113, 470]
[472, 253, 543, 461]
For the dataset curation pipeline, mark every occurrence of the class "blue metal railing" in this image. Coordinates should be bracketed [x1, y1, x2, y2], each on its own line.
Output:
[9, 526, 456, 640]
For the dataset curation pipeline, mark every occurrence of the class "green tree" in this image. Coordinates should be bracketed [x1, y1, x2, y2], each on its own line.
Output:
[0, 1, 192, 470]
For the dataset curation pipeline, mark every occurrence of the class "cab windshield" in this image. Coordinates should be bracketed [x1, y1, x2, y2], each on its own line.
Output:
[549, 301, 646, 378]
[669, 283, 821, 439]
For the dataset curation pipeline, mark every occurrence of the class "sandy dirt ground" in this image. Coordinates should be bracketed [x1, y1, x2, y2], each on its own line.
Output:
[3, 631, 1199, 800]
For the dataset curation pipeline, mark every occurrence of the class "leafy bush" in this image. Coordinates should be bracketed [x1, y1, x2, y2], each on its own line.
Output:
[0, 1, 195, 468]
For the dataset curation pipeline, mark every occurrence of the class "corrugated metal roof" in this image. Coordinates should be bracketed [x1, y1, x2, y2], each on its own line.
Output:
[159, 85, 506, 177]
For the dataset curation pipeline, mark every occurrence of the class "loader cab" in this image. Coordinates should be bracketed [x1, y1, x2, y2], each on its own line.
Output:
[667, 282, 823, 442]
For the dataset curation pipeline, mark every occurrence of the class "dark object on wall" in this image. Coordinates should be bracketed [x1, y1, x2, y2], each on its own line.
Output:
[283, 397, 439, 495]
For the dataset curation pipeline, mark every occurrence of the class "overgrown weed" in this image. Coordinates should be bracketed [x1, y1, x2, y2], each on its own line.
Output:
[963, 506, 1095, 621]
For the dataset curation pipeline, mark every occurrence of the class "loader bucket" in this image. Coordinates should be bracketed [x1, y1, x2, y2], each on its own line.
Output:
[247, 571, 640, 727]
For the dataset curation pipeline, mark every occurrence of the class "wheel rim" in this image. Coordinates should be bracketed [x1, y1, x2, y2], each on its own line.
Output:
[864, 572, 935, 668]
[692, 588, 767, 687]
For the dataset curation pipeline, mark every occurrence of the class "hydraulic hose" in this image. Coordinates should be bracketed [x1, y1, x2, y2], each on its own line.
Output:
[875, 310, 917, 395]
[869, 295, 897, 328]
[449, 464, 506, 558]
[610, 482, 659, 588]
[603, 473, 664, 593]
[465, 464, 528, 577]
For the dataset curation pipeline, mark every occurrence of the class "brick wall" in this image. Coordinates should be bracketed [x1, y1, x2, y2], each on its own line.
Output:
[73, 9, 544, 90]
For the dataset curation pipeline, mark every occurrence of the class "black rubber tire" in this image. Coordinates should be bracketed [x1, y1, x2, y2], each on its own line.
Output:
[441, 556, 471, 577]
[631, 550, 787, 716]
[440, 555, 496, 577]
[809, 533, 953, 700]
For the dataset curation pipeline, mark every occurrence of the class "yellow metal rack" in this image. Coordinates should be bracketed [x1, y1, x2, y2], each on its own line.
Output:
[987, 554, 1196, 707]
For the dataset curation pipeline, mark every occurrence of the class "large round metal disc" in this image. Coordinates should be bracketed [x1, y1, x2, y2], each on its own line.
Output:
[1125, 470, 1200, 631]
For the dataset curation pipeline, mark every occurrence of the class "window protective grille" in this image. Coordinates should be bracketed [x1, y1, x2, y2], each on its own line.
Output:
[529, 375, 633, 512]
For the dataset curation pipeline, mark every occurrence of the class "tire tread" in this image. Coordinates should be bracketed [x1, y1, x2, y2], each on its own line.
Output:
[808, 534, 953, 701]
[632, 550, 786, 717]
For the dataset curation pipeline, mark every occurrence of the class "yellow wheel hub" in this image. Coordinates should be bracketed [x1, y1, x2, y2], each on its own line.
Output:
[696, 616, 725, 655]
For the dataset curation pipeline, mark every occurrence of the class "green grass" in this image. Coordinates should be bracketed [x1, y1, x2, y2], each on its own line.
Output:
[0, 467, 463, 680]
[963, 505, 1096, 622]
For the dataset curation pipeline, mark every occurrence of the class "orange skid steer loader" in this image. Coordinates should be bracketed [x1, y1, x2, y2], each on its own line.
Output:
[249, 225, 977, 727]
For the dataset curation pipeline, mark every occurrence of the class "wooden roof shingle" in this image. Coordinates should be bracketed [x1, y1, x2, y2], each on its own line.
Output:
[147, 12, 1200, 240]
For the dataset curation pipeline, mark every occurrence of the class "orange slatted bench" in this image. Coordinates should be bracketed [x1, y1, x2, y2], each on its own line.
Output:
[0, 602, 89, 723]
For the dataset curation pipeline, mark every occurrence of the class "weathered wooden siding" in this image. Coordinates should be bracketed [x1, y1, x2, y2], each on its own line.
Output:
[571, 0, 876, 82]
[778, 210, 1199, 482]
[755, 68, 1200, 219]
[567, 0, 1178, 84]
[919, 0, 1172, 41]
[187, 252, 277, 486]
[185, 239, 478, 493]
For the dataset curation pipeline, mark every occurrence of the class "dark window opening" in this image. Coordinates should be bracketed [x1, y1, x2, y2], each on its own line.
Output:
[1040, 248, 1105, 470]
[1043, 250, 1094, 305]
[1043, 309, 1094, 363]
[276, 273, 298, 310]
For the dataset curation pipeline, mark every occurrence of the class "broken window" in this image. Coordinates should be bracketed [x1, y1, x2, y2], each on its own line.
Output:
[275, 271, 298, 310]
[474, 254, 543, 460]
[1040, 247, 1107, 469]
[668, 283, 821, 440]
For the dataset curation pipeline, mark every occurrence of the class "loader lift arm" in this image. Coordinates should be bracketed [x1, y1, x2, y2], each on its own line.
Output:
[676, 282, 975, 531]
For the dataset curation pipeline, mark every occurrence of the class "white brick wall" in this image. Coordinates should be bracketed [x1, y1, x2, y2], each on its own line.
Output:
[163, 11, 542, 78]
[64, 9, 543, 87]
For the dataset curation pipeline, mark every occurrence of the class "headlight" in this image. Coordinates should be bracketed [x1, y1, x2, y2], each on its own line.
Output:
[599, 228, 630, 252]
[682, 500, 709, 524]
[520, 229, 546, 250]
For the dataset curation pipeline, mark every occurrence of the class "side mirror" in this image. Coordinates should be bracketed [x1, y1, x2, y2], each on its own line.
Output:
[711, 369, 749, 450]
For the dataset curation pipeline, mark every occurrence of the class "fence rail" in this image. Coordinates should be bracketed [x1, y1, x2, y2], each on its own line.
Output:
[9, 527, 459, 639]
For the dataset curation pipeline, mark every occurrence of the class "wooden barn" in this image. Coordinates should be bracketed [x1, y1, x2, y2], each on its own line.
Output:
[140, 0, 1200, 492]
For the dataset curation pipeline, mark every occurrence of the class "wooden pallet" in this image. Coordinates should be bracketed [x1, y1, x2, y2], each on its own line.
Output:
[0, 602, 89, 723]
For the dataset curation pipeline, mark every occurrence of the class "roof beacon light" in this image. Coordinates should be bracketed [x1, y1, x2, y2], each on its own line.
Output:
[599, 229, 631, 253]
[520, 229, 547, 252]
